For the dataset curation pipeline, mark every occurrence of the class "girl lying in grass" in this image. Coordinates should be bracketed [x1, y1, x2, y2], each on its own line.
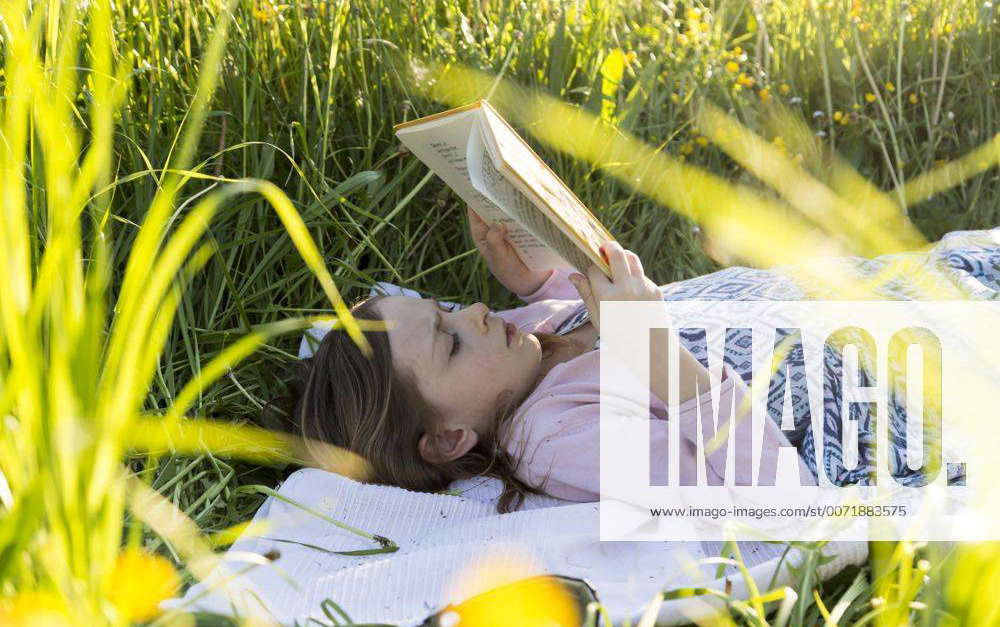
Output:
[277, 207, 807, 512]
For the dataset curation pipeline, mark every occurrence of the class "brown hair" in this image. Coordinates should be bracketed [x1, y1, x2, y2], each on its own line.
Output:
[267, 295, 568, 513]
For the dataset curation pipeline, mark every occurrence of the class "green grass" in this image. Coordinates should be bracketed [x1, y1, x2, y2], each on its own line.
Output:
[2, 0, 999, 624]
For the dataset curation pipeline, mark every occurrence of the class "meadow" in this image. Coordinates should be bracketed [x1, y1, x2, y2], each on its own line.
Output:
[1, 0, 999, 624]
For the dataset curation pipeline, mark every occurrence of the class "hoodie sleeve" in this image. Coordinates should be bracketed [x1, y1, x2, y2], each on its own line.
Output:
[509, 365, 815, 502]
[515, 267, 584, 303]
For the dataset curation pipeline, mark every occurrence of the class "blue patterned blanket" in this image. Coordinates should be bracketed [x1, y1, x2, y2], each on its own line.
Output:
[659, 228, 998, 486]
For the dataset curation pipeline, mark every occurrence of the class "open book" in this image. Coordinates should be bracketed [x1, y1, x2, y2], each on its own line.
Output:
[394, 100, 615, 277]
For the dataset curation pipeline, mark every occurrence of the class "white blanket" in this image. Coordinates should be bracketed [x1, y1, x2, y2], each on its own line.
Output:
[169, 468, 866, 625]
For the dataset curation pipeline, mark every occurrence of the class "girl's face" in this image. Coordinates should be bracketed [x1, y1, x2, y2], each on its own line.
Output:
[374, 296, 542, 433]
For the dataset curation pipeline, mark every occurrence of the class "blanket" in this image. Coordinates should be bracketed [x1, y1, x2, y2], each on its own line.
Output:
[169, 228, 997, 625]
[169, 469, 866, 625]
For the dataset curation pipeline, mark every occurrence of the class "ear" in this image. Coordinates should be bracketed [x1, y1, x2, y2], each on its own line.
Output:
[418, 426, 479, 464]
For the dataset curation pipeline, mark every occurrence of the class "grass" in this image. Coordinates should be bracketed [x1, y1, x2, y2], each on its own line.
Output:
[1, 0, 999, 624]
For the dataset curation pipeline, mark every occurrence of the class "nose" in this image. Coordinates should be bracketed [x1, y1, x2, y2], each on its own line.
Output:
[464, 302, 490, 333]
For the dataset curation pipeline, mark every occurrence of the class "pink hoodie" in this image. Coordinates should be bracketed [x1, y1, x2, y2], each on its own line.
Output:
[495, 268, 816, 501]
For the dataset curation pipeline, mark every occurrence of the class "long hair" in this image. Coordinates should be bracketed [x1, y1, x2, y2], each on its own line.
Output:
[264, 295, 571, 513]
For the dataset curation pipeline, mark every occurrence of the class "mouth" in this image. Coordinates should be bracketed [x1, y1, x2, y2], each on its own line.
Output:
[505, 321, 516, 347]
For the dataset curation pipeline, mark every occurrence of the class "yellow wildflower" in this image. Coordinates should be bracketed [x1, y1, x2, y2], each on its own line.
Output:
[253, 2, 274, 22]
[944, 23, 953, 34]
[109, 549, 181, 622]
[759, 88, 771, 102]
[0, 591, 72, 626]
[865, 92, 876, 103]
[909, 93, 919, 104]
[698, 21, 710, 32]
[670, 93, 681, 104]
[680, 141, 694, 155]
[885, 81, 896, 92]
[772, 136, 785, 149]
[678, 33, 689, 46]
[737, 73, 755, 87]
[725, 61, 739, 73]
[686, 7, 702, 20]
[779, 83, 791, 95]
[625, 51, 638, 64]
[833, 111, 843, 122]
[731, 46, 743, 57]
[853, 102, 862, 110]
[695, 136, 709, 146]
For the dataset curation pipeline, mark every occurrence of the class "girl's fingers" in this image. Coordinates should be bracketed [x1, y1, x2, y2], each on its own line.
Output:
[625, 250, 643, 277]
[493, 225, 531, 271]
[468, 208, 489, 242]
[586, 264, 612, 305]
[485, 222, 506, 249]
[603, 242, 632, 280]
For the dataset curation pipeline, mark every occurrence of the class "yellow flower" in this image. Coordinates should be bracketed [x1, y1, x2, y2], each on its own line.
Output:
[441, 557, 584, 627]
[779, 83, 791, 95]
[732, 82, 743, 92]
[944, 23, 953, 34]
[759, 88, 771, 102]
[885, 81, 896, 92]
[725, 61, 739, 73]
[833, 111, 843, 122]
[737, 72, 755, 87]
[625, 51, 637, 64]
[686, 7, 702, 20]
[853, 102, 862, 110]
[909, 93, 919, 104]
[0, 591, 73, 626]
[670, 93, 681, 103]
[865, 92, 876, 102]
[109, 549, 181, 622]
[697, 21, 709, 32]
[730, 46, 743, 57]
[772, 136, 785, 149]
[253, 2, 274, 22]
[695, 136, 709, 146]
[677, 33, 689, 46]
[680, 141, 694, 155]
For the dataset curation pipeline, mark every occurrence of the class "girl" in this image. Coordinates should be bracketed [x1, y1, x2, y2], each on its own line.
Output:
[279, 207, 809, 512]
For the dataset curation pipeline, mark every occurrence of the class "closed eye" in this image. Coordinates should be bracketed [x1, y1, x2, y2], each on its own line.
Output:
[449, 332, 460, 357]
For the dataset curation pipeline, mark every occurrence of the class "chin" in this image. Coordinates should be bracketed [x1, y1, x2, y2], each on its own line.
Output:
[524, 332, 542, 352]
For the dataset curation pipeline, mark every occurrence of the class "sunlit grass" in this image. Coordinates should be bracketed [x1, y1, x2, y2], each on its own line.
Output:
[0, 0, 998, 625]
[0, 0, 370, 623]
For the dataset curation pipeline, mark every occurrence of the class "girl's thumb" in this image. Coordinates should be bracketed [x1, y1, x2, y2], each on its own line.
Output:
[569, 273, 590, 300]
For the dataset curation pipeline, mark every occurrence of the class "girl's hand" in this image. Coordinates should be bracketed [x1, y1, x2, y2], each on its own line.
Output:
[568, 242, 660, 332]
[468, 206, 551, 297]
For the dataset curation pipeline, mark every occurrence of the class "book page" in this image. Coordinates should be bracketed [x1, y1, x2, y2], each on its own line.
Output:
[479, 103, 615, 275]
[394, 109, 566, 271]
[468, 121, 596, 274]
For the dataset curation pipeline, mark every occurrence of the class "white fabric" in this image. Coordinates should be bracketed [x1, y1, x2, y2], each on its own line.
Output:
[168, 468, 866, 625]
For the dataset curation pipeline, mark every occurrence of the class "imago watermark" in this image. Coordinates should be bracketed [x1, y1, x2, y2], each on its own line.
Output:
[599, 300, 1000, 542]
